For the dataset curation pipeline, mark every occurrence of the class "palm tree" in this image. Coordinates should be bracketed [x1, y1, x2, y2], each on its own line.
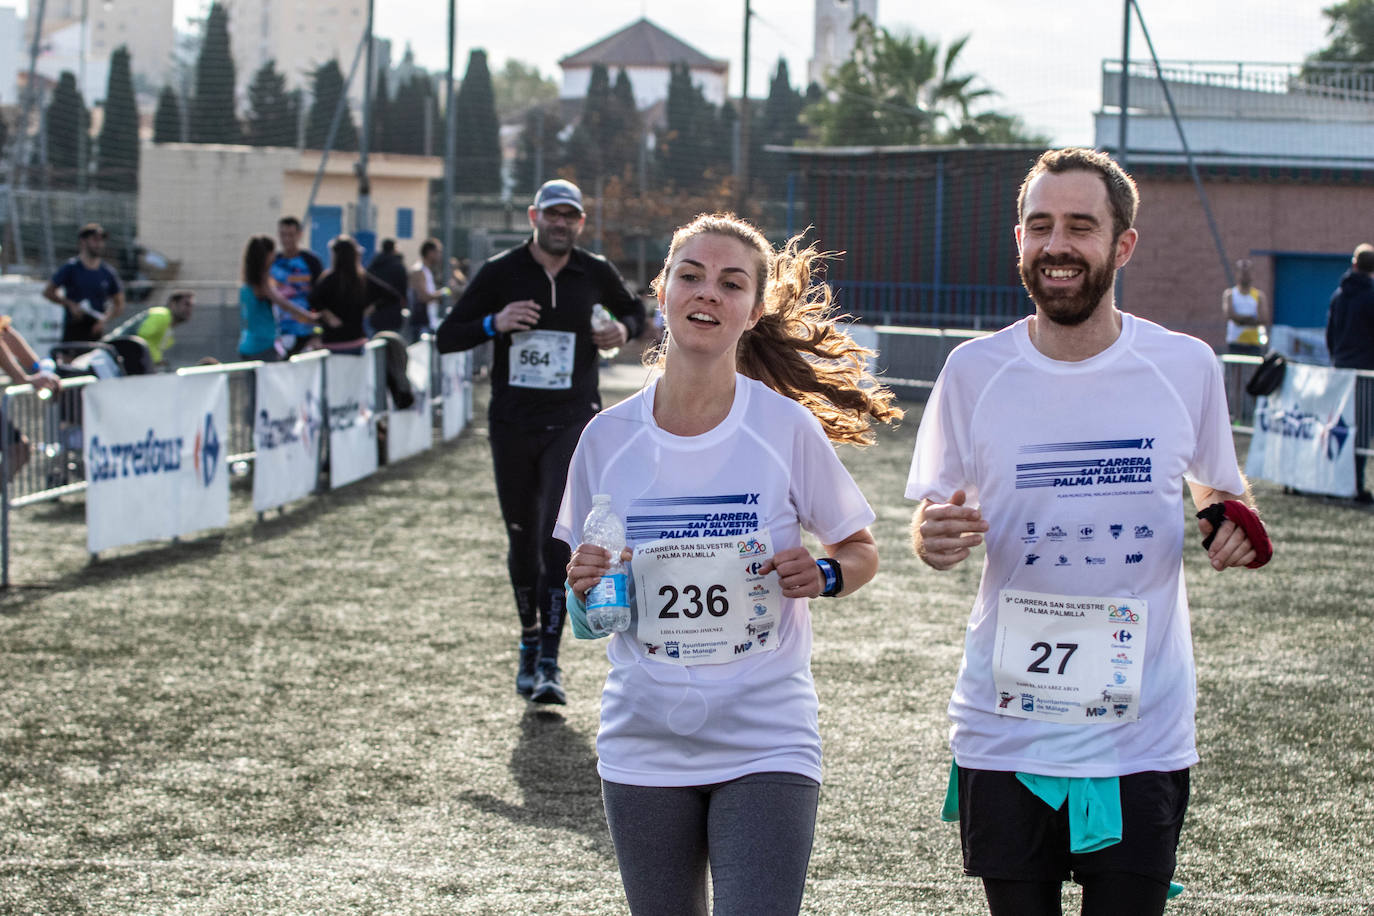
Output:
[804, 17, 1034, 146]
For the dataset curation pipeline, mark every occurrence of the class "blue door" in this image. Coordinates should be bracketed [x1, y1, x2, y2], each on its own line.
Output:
[1271, 252, 1348, 328]
[308, 206, 343, 253]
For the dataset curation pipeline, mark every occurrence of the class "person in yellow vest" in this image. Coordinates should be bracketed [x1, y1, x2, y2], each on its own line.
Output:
[135, 289, 195, 367]
[1222, 258, 1270, 355]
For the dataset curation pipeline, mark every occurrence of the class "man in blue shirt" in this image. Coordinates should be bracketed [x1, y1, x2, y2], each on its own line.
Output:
[43, 223, 125, 342]
[271, 216, 324, 354]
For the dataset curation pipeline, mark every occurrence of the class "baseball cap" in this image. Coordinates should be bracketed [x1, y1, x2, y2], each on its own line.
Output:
[533, 179, 584, 214]
[78, 222, 107, 239]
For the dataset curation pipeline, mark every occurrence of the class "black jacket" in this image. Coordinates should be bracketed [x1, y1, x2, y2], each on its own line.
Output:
[1327, 269, 1374, 370]
[435, 241, 644, 428]
[366, 251, 410, 332]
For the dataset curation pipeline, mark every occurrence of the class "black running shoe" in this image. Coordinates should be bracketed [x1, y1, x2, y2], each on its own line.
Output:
[516, 645, 539, 698]
[530, 660, 566, 705]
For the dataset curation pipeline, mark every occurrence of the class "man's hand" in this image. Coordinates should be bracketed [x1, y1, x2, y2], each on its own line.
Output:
[1198, 516, 1257, 570]
[592, 318, 628, 350]
[912, 490, 988, 571]
[494, 299, 541, 333]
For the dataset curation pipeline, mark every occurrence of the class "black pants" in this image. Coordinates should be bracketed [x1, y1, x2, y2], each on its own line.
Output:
[488, 419, 586, 660]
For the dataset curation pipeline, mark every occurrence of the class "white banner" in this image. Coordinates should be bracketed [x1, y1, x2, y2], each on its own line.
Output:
[84, 373, 229, 553]
[326, 354, 377, 489]
[440, 350, 470, 442]
[0, 279, 65, 354]
[386, 341, 433, 463]
[1246, 363, 1358, 497]
[252, 359, 324, 513]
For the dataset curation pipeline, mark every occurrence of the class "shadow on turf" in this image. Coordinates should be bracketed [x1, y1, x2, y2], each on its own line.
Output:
[457, 706, 613, 853]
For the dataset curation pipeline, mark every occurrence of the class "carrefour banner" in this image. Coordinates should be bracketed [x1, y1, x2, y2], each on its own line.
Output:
[84, 373, 229, 553]
[440, 351, 470, 442]
[387, 341, 433, 464]
[252, 359, 324, 513]
[326, 354, 377, 489]
[1246, 363, 1357, 497]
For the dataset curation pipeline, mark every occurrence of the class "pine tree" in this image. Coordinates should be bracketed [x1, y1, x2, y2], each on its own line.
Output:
[95, 45, 139, 191]
[189, 2, 240, 143]
[453, 49, 501, 192]
[306, 59, 357, 151]
[656, 62, 727, 193]
[757, 58, 805, 195]
[44, 71, 88, 189]
[244, 60, 295, 147]
[153, 85, 184, 142]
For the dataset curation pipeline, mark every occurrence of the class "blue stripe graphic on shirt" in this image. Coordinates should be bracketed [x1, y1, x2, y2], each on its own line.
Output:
[1018, 438, 1152, 454]
[627, 494, 762, 539]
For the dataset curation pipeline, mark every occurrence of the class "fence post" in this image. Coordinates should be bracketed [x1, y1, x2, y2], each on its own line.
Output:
[2, 391, 11, 589]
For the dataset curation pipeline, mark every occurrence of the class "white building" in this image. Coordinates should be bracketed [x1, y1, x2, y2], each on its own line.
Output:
[1, 6, 20, 105]
[224, 0, 367, 105]
[809, 0, 877, 86]
[23, 0, 175, 99]
[558, 18, 728, 109]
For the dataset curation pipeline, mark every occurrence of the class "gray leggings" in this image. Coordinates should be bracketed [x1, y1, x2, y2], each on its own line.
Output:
[601, 771, 821, 916]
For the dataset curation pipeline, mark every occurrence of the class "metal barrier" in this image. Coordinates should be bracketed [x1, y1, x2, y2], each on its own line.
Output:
[0, 335, 460, 586]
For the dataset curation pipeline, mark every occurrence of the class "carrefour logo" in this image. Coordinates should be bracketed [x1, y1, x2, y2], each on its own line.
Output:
[196, 412, 220, 486]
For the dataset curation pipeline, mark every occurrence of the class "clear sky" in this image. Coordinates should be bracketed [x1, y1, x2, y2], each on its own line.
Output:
[18, 0, 1338, 145]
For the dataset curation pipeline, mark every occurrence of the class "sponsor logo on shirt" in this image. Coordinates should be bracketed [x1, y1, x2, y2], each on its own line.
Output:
[1125, 552, 1144, 564]
[1110, 524, 1123, 539]
[1134, 525, 1155, 539]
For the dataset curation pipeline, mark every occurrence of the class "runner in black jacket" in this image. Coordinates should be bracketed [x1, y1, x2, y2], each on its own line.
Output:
[436, 179, 644, 704]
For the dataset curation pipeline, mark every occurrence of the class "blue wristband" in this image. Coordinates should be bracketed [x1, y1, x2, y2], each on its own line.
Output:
[483, 314, 496, 338]
[816, 557, 842, 597]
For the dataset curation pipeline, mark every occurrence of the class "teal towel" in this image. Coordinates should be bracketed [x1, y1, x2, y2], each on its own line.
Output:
[941, 762, 1184, 900]
[1015, 772, 1122, 854]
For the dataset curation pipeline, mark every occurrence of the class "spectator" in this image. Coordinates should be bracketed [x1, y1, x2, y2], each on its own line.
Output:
[0, 315, 61, 482]
[272, 216, 324, 354]
[1326, 243, 1374, 503]
[43, 223, 125, 343]
[239, 235, 317, 362]
[1222, 258, 1269, 355]
[310, 235, 401, 355]
[408, 238, 448, 340]
[366, 239, 410, 335]
[134, 289, 195, 367]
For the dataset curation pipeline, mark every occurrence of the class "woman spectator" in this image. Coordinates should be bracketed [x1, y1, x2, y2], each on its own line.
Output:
[311, 235, 403, 355]
[238, 235, 317, 362]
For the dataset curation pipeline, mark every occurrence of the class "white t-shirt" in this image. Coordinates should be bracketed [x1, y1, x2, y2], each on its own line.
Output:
[905, 313, 1245, 778]
[555, 374, 875, 787]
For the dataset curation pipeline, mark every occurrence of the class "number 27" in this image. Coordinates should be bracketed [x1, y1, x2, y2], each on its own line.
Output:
[1027, 642, 1078, 675]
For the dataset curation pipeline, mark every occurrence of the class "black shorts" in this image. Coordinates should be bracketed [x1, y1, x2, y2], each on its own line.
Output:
[957, 766, 1189, 885]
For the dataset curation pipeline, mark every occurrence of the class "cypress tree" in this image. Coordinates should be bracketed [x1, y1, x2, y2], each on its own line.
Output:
[371, 67, 390, 154]
[453, 49, 501, 192]
[95, 46, 139, 190]
[44, 71, 88, 189]
[567, 63, 612, 184]
[153, 85, 184, 143]
[305, 59, 358, 151]
[607, 68, 642, 179]
[387, 73, 430, 155]
[758, 58, 805, 194]
[513, 104, 566, 196]
[189, 2, 240, 143]
[244, 60, 295, 147]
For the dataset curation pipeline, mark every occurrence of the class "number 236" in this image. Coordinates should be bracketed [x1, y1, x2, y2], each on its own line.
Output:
[658, 584, 729, 619]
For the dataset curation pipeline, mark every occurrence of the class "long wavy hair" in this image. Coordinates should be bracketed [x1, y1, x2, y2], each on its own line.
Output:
[241, 235, 276, 294]
[649, 213, 902, 446]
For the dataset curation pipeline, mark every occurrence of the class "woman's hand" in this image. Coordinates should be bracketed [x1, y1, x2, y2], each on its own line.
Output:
[567, 543, 630, 601]
[760, 546, 823, 599]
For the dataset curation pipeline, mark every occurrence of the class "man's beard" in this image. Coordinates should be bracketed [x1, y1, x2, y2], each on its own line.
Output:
[1020, 251, 1116, 326]
[534, 226, 574, 257]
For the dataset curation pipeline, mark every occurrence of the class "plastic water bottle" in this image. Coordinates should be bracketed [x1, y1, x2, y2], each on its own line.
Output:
[590, 304, 620, 360]
[35, 358, 57, 401]
[583, 493, 631, 634]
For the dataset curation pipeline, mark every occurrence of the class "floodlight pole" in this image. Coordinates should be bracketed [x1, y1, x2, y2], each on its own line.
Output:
[1118, 0, 1130, 173]
[356, 0, 375, 237]
[736, 0, 752, 213]
[442, 0, 457, 282]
